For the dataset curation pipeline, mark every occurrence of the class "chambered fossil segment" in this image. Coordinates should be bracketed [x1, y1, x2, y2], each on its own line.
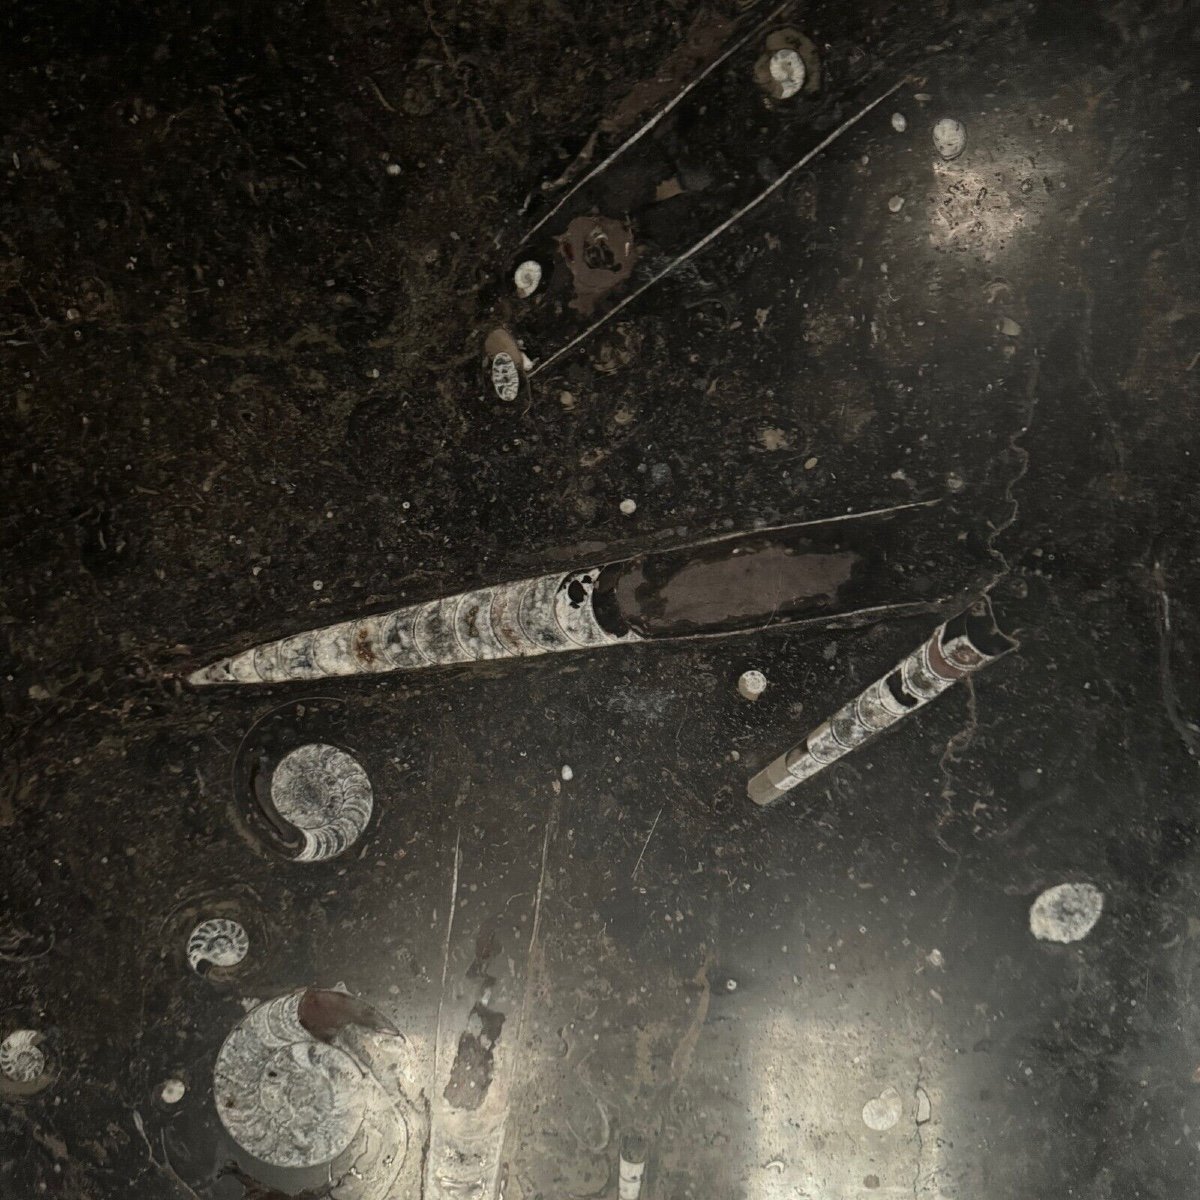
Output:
[269, 743, 374, 863]
[0, 1030, 46, 1084]
[189, 566, 636, 687]
[186, 918, 249, 972]
[748, 597, 1016, 805]
[187, 502, 990, 689]
[212, 988, 411, 1185]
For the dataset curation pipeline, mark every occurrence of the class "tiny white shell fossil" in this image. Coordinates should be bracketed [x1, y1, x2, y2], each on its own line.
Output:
[619, 498, 637, 516]
[271, 744, 373, 862]
[887, 194, 905, 213]
[1029, 882, 1104, 944]
[186, 918, 250, 972]
[768, 48, 805, 99]
[931, 117, 967, 160]
[214, 992, 367, 1169]
[862, 1085, 903, 1131]
[160, 1078, 186, 1104]
[891, 112, 907, 132]
[513, 260, 542, 298]
[737, 670, 767, 700]
[0, 1030, 45, 1083]
[491, 351, 520, 401]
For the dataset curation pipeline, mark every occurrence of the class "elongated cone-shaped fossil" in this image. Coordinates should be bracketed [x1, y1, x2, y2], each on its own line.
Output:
[189, 565, 635, 687]
[187, 501, 988, 688]
[747, 596, 1016, 804]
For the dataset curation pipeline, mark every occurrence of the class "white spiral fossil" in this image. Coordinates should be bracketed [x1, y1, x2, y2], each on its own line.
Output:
[187, 918, 250, 972]
[213, 991, 367, 1169]
[270, 744, 373, 862]
[0, 1030, 45, 1083]
[188, 566, 637, 687]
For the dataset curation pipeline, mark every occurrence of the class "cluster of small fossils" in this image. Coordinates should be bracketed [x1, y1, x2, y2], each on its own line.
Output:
[155, 16, 998, 1190]
[4, 11, 1112, 1200]
[481, 18, 970, 406]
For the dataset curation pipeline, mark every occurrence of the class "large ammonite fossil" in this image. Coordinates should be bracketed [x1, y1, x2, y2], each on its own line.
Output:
[213, 988, 410, 1181]
[269, 743, 373, 863]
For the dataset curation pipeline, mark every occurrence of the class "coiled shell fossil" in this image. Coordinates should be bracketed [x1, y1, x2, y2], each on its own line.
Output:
[214, 991, 367, 1169]
[754, 28, 820, 101]
[187, 918, 250, 972]
[767, 48, 805, 99]
[270, 744, 373, 862]
[513, 260, 542, 298]
[0, 1030, 45, 1083]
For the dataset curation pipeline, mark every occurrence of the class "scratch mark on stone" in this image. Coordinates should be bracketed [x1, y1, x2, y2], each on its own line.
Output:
[632, 807, 663, 878]
[669, 951, 714, 1083]
[528, 821, 552, 966]
[130, 1110, 202, 1199]
[936, 674, 978, 843]
[1153, 564, 1200, 762]
[529, 77, 908, 378]
[497, 802, 558, 1191]
[985, 354, 1040, 583]
[520, 0, 795, 245]
[911, 1060, 926, 1199]
[432, 828, 462, 1104]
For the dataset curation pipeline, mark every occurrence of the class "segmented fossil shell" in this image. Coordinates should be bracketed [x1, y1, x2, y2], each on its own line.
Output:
[213, 991, 367, 1169]
[189, 567, 638, 687]
[749, 597, 1015, 804]
[187, 918, 250, 971]
[270, 744, 373, 862]
[0, 1030, 45, 1083]
[491, 352, 520, 401]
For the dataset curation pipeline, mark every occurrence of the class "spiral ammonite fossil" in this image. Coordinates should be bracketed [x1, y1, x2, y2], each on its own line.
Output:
[213, 991, 367, 1169]
[186, 918, 250, 972]
[269, 743, 373, 863]
[0, 1030, 46, 1083]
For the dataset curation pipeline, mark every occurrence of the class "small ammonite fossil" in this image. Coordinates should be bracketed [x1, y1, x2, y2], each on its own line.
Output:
[186, 918, 250, 972]
[0, 1030, 46, 1083]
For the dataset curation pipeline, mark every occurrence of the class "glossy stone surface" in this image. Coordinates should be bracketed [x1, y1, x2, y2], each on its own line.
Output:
[2, 1, 1199, 1197]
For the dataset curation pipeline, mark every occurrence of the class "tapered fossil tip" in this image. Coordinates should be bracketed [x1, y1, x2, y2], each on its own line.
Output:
[187, 659, 235, 687]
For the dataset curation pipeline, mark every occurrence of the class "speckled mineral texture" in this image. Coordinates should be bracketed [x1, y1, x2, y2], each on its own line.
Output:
[3, 0, 1199, 1197]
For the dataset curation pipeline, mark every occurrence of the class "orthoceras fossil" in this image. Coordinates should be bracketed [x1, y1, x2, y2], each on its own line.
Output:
[187, 500, 993, 688]
[747, 597, 1016, 805]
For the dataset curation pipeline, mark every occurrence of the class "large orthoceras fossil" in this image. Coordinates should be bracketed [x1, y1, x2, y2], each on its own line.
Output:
[187, 500, 988, 688]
